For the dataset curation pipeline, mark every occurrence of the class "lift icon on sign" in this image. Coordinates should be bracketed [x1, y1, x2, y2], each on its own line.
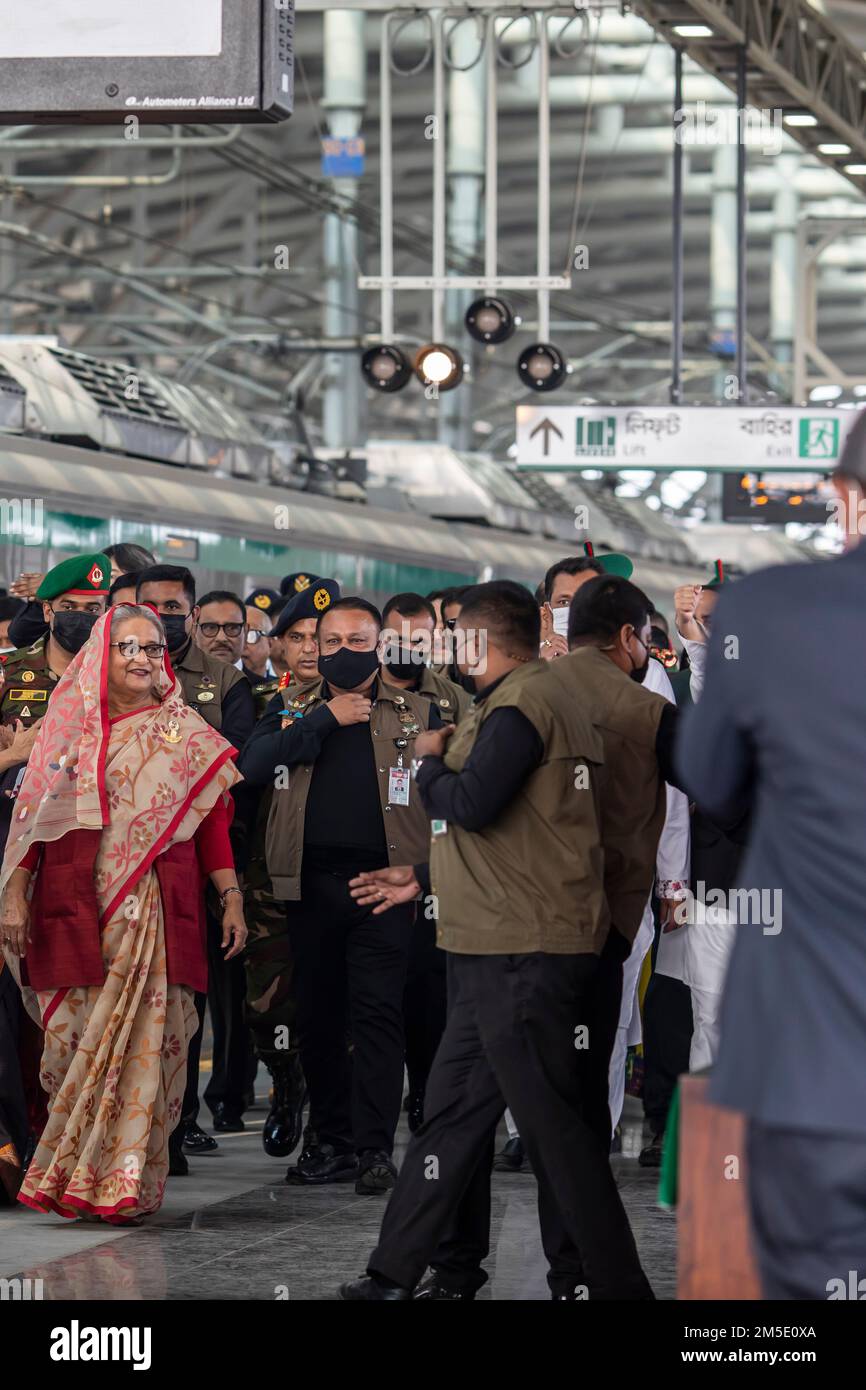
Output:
[799, 418, 839, 460]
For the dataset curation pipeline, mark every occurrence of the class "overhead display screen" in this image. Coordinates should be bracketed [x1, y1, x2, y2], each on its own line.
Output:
[0, 0, 293, 124]
[0, 1, 223, 59]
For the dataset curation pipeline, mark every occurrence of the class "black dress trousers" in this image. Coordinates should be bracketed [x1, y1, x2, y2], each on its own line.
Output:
[369, 948, 652, 1300]
[287, 866, 412, 1155]
[426, 927, 633, 1297]
[203, 906, 252, 1119]
[403, 908, 447, 1103]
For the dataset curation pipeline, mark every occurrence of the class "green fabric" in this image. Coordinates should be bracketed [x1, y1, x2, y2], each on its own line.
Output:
[658, 1081, 680, 1210]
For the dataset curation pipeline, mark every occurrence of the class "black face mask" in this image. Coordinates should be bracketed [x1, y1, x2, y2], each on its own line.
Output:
[629, 645, 650, 685]
[51, 610, 98, 655]
[318, 646, 379, 690]
[160, 614, 190, 653]
[384, 644, 426, 683]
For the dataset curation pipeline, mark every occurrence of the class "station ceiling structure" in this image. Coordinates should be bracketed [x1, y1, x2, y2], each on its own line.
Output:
[0, 0, 863, 527]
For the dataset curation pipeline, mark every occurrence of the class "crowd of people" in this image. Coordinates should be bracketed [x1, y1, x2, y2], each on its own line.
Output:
[0, 425, 863, 1300]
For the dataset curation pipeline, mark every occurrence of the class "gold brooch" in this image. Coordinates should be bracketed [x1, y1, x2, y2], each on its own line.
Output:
[160, 719, 183, 745]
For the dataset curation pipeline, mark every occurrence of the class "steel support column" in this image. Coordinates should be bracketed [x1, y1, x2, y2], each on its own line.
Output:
[321, 9, 367, 452]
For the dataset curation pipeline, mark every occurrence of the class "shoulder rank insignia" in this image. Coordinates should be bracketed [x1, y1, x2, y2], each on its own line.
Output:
[7, 688, 47, 703]
[21, 671, 35, 684]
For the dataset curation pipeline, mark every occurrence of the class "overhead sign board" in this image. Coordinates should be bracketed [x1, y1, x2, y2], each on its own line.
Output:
[0, 0, 293, 124]
[515, 405, 857, 473]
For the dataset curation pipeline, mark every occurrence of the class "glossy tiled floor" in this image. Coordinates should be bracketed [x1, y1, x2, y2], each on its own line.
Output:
[0, 1097, 676, 1301]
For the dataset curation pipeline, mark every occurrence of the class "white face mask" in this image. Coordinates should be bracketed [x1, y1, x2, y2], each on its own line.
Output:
[551, 606, 570, 639]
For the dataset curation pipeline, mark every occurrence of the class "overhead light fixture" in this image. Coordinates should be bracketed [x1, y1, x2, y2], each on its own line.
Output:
[414, 343, 463, 392]
[845, 164, 866, 175]
[672, 24, 714, 37]
[818, 143, 851, 155]
[517, 342, 568, 393]
[360, 344, 412, 393]
[464, 296, 516, 345]
[783, 112, 818, 127]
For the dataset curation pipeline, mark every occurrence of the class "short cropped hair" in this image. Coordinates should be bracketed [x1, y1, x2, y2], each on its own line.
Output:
[382, 592, 436, 626]
[543, 555, 604, 602]
[135, 564, 196, 608]
[109, 572, 139, 604]
[316, 596, 382, 632]
[568, 575, 652, 649]
[457, 580, 539, 658]
[198, 590, 246, 622]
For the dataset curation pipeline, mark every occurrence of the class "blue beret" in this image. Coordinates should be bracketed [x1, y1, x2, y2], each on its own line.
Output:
[272, 578, 341, 636]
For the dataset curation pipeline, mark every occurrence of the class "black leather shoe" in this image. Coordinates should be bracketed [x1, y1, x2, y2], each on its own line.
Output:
[355, 1150, 397, 1195]
[168, 1150, 189, 1177]
[182, 1122, 219, 1155]
[638, 1133, 664, 1168]
[339, 1276, 410, 1301]
[406, 1092, 424, 1134]
[413, 1274, 476, 1301]
[211, 1103, 245, 1133]
[492, 1137, 524, 1172]
[285, 1142, 358, 1185]
[262, 1055, 307, 1158]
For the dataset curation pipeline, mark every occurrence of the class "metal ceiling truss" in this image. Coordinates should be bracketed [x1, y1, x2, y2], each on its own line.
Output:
[636, 0, 866, 196]
[793, 215, 866, 403]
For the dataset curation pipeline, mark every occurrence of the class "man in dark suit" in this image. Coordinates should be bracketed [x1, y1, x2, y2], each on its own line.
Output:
[675, 413, 866, 1299]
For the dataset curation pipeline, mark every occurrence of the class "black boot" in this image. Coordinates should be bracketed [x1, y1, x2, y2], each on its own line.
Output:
[262, 1053, 307, 1158]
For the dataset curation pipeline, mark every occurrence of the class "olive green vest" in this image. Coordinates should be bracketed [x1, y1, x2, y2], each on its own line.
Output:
[174, 641, 244, 732]
[266, 673, 434, 901]
[547, 647, 668, 944]
[430, 661, 608, 956]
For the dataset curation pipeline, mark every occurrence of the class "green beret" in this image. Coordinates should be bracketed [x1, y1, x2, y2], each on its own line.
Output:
[583, 543, 633, 580]
[36, 553, 111, 601]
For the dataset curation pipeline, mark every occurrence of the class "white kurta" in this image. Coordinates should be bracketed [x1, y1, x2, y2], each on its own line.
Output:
[608, 658, 690, 1131]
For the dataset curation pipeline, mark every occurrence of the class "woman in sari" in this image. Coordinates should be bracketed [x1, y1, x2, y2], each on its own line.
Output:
[0, 604, 246, 1223]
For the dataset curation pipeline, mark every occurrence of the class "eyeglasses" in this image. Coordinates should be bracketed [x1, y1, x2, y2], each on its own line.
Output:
[111, 639, 166, 660]
[245, 629, 267, 644]
[198, 622, 245, 639]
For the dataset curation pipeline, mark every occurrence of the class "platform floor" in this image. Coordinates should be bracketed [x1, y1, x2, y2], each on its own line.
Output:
[0, 1094, 676, 1300]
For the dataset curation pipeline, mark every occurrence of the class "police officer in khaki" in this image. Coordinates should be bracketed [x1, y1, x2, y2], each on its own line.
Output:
[380, 592, 470, 726]
[378, 591, 469, 1130]
[239, 595, 439, 1195]
[135, 564, 255, 752]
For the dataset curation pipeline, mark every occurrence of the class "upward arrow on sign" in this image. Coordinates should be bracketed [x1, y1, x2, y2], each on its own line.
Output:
[529, 417, 563, 457]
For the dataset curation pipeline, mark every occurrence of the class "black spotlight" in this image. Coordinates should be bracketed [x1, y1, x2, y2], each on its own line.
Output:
[464, 296, 515, 345]
[414, 343, 464, 392]
[361, 344, 412, 392]
[517, 342, 568, 393]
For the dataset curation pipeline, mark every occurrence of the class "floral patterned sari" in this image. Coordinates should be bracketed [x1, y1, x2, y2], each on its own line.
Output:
[0, 610, 240, 1222]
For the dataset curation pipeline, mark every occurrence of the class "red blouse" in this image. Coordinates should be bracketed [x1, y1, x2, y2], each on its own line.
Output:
[18, 796, 234, 876]
[19, 797, 236, 994]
